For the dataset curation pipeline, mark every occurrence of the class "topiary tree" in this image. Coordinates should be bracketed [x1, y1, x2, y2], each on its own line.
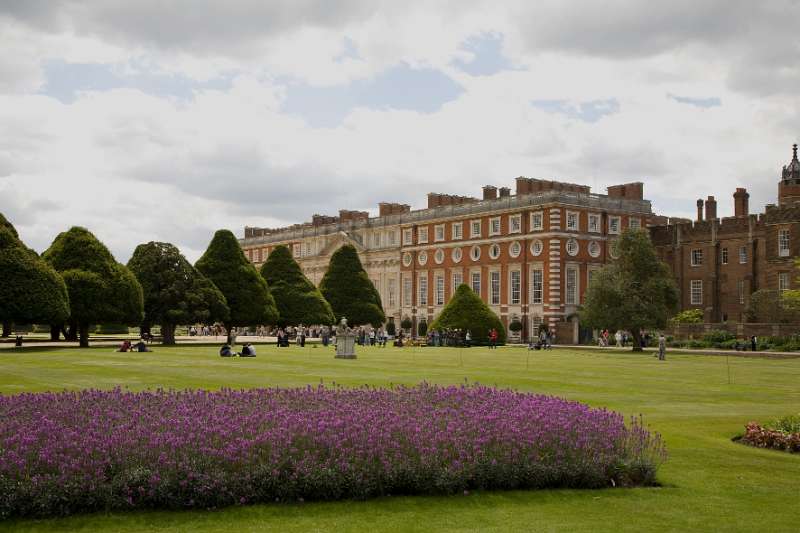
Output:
[385, 320, 396, 336]
[401, 316, 413, 331]
[417, 319, 428, 338]
[319, 244, 385, 326]
[42, 227, 143, 347]
[580, 229, 679, 351]
[260, 245, 335, 327]
[128, 242, 230, 345]
[509, 319, 523, 336]
[196, 229, 278, 344]
[0, 216, 70, 335]
[429, 284, 506, 345]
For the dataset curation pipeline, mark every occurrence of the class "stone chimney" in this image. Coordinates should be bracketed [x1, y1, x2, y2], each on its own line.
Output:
[482, 185, 497, 200]
[696, 199, 704, 222]
[704, 196, 717, 220]
[734, 188, 749, 217]
[499, 187, 511, 198]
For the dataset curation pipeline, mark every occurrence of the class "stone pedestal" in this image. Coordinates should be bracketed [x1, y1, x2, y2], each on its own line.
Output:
[335, 334, 357, 359]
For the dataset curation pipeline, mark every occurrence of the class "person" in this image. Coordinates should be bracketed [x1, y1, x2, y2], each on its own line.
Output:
[322, 326, 330, 347]
[219, 344, 237, 357]
[658, 333, 666, 361]
[489, 328, 498, 349]
[615, 330, 623, 348]
[299, 326, 306, 348]
[117, 340, 132, 352]
[240, 343, 256, 357]
[539, 329, 548, 350]
[465, 330, 471, 348]
[750, 335, 757, 352]
[133, 340, 151, 352]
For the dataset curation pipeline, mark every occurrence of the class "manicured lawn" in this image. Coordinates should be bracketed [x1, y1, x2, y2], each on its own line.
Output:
[1, 344, 799, 532]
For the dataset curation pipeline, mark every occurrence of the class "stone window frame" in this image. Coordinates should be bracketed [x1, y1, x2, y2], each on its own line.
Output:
[509, 213, 522, 234]
[721, 248, 728, 265]
[451, 247, 463, 263]
[509, 240, 522, 258]
[418, 273, 428, 307]
[565, 265, 579, 305]
[434, 224, 446, 242]
[452, 221, 463, 240]
[452, 270, 464, 294]
[629, 217, 641, 230]
[739, 246, 748, 264]
[293, 243, 302, 258]
[690, 280, 703, 305]
[402, 252, 413, 267]
[588, 212, 601, 233]
[470, 244, 482, 261]
[470, 219, 482, 238]
[387, 278, 396, 308]
[779, 228, 790, 257]
[402, 276, 412, 307]
[779, 272, 790, 292]
[417, 226, 429, 244]
[434, 274, 445, 306]
[531, 267, 543, 304]
[509, 269, 522, 305]
[737, 279, 744, 304]
[608, 215, 621, 235]
[489, 270, 501, 305]
[471, 270, 481, 295]
[565, 210, 579, 231]
[566, 238, 579, 257]
[531, 239, 544, 256]
[434, 248, 445, 264]
[489, 216, 502, 236]
[588, 240, 601, 258]
[530, 211, 544, 231]
[488, 243, 501, 260]
[418, 250, 428, 266]
[402, 228, 413, 246]
[691, 249, 703, 267]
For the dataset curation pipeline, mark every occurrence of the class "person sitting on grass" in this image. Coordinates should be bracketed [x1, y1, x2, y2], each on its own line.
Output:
[240, 343, 256, 357]
[132, 340, 152, 352]
[117, 340, 132, 352]
[219, 344, 238, 357]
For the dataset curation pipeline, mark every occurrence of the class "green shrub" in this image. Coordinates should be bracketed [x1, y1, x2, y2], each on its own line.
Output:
[767, 414, 800, 434]
[400, 317, 412, 331]
[385, 321, 396, 336]
[509, 320, 523, 333]
[702, 330, 734, 344]
[671, 309, 703, 323]
[429, 284, 506, 345]
[417, 320, 428, 337]
[95, 323, 131, 334]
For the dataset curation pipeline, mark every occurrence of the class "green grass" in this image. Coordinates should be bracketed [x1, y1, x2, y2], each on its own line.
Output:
[1, 344, 799, 532]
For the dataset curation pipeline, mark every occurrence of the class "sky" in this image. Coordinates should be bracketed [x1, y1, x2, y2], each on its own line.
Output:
[1, 1, 799, 262]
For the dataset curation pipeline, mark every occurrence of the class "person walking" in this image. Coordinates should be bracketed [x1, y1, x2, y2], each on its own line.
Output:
[615, 330, 623, 348]
[658, 333, 666, 361]
[489, 328, 498, 349]
[750, 335, 757, 352]
[465, 330, 471, 348]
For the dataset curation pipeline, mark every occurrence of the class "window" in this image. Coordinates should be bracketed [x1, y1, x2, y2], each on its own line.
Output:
[629, 217, 641, 230]
[738, 279, 744, 304]
[452, 247, 463, 263]
[588, 268, 597, 287]
[489, 243, 501, 259]
[452, 222, 463, 240]
[779, 229, 790, 257]
[435, 276, 445, 305]
[609, 216, 621, 234]
[531, 269, 543, 304]
[566, 238, 579, 257]
[509, 241, 521, 258]
[739, 246, 747, 264]
[566, 267, 578, 305]
[388, 278, 396, 307]
[721, 248, 728, 265]
[293, 244, 301, 258]
[690, 280, 703, 305]
[418, 227, 429, 244]
[566, 211, 578, 231]
[779, 272, 790, 292]
[471, 272, 481, 295]
[530, 211, 543, 231]
[490, 271, 501, 305]
[588, 213, 600, 233]
[388, 231, 397, 246]
[435, 224, 445, 242]
[531, 239, 544, 256]
[470, 220, 481, 238]
[304, 241, 312, 257]
[509, 214, 522, 233]
[510, 270, 521, 304]
[691, 249, 703, 266]
[470, 245, 481, 261]
[418, 275, 428, 306]
[588, 240, 601, 258]
[418, 251, 427, 266]
[403, 277, 412, 307]
[255, 249, 262, 263]
[452, 271, 463, 293]
[373, 232, 381, 248]
[489, 217, 501, 236]
[434, 249, 445, 264]
[402, 252, 412, 267]
[403, 228, 413, 245]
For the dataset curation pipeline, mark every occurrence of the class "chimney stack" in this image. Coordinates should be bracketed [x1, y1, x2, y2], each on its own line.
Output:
[482, 185, 497, 200]
[705, 195, 717, 220]
[734, 188, 749, 217]
[696, 199, 704, 222]
[499, 187, 511, 198]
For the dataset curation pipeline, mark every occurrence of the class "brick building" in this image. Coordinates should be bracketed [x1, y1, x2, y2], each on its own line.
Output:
[240, 176, 656, 342]
[651, 144, 800, 322]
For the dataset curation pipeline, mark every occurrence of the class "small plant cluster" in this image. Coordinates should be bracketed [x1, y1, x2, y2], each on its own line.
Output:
[666, 331, 800, 351]
[740, 415, 800, 453]
[0, 384, 666, 518]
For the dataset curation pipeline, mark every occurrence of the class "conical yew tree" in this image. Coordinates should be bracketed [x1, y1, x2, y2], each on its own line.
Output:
[42, 227, 143, 347]
[429, 284, 506, 345]
[196, 229, 278, 343]
[128, 242, 230, 345]
[260, 245, 335, 327]
[0, 214, 70, 336]
[319, 244, 385, 326]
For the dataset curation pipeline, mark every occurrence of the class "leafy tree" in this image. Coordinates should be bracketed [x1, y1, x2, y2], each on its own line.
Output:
[746, 290, 799, 323]
[42, 227, 143, 347]
[0, 217, 70, 335]
[195, 229, 278, 343]
[417, 319, 428, 337]
[670, 308, 704, 324]
[385, 320, 396, 336]
[401, 316, 413, 331]
[128, 242, 230, 345]
[429, 284, 506, 345]
[319, 244, 385, 326]
[580, 229, 679, 351]
[259, 245, 334, 327]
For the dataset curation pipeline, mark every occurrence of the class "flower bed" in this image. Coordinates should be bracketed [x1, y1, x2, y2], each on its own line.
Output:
[0, 384, 666, 518]
[739, 419, 800, 453]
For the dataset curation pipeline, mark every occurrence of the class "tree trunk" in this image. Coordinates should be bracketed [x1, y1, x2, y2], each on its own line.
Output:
[65, 321, 78, 341]
[50, 325, 61, 341]
[162, 323, 176, 345]
[225, 323, 234, 345]
[631, 329, 643, 352]
[1, 322, 10, 338]
[79, 322, 90, 348]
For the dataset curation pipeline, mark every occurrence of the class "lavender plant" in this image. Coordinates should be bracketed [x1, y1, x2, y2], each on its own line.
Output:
[0, 384, 666, 518]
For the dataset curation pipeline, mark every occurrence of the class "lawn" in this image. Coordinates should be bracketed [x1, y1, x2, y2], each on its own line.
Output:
[1, 344, 799, 532]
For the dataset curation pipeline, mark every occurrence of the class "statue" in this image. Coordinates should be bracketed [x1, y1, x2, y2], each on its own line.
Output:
[335, 317, 356, 359]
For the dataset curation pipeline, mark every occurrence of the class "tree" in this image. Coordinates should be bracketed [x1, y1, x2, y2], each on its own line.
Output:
[746, 290, 798, 323]
[429, 284, 506, 345]
[319, 244, 385, 326]
[580, 229, 679, 351]
[417, 319, 428, 338]
[42, 227, 143, 347]
[670, 308, 704, 324]
[195, 229, 278, 343]
[128, 242, 230, 345]
[401, 316, 413, 331]
[0, 216, 70, 334]
[259, 245, 335, 327]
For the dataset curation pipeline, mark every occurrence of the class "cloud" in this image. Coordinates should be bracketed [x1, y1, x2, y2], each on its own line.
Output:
[667, 94, 721, 108]
[531, 99, 620, 123]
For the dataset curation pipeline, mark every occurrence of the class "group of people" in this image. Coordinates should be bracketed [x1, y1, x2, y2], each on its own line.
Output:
[425, 328, 473, 347]
[528, 328, 552, 350]
[116, 339, 152, 352]
[219, 342, 257, 357]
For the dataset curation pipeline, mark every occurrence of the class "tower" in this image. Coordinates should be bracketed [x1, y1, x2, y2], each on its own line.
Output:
[778, 143, 800, 206]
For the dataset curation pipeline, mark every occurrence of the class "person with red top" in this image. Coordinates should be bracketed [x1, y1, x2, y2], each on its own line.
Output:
[489, 328, 498, 349]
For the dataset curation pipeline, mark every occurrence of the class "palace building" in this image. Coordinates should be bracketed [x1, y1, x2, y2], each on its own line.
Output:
[239, 144, 800, 343]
